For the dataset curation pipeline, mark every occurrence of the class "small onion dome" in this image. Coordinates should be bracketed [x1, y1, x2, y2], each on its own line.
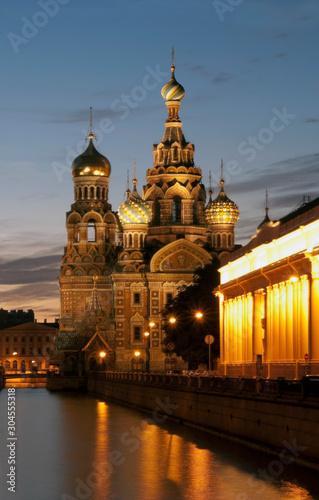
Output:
[72, 134, 111, 178]
[206, 180, 239, 225]
[161, 65, 185, 101]
[118, 181, 152, 224]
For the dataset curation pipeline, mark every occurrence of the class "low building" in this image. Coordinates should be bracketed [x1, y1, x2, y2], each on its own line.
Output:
[0, 322, 57, 373]
[216, 197, 319, 379]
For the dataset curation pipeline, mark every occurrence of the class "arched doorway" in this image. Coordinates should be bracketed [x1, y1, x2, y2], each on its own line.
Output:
[131, 357, 144, 372]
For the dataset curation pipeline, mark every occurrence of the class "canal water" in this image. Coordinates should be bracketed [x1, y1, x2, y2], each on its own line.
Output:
[0, 388, 318, 500]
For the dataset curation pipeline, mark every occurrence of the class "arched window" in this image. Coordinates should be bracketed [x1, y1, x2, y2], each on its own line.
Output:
[217, 234, 221, 248]
[139, 234, 144, 248]
[228, 234, 232, 247]
[129, 234, 133, 247]
[96, 187, 100, 198]
[193, 202, 197, 224]
[154, 199, 161, 224]
[90, 187, 94, 198]
[134, 234, 138, 248]
[102, 187, 105, 199]
[172, 196, 182, 223]
[84, 187, 88, 199]
[87, 221, 96, 242]
[76, 231, 80, 242]
[222, 234, 226, 248]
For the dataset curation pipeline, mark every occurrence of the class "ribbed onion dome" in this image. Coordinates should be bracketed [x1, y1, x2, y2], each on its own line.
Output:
[161, 65, 185, 101]
[118, 180, 152, 224]
[206, 180, 239, 225]
[72, 133, 111, 178]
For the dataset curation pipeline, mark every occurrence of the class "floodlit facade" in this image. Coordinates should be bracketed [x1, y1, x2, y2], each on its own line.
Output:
[56, 59, 240, 373]
[0, 322, 57, 373]
[217, 198, 319, 379]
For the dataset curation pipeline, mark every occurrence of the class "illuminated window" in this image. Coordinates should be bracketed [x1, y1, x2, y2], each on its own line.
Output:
[172, 196, 181, 223]
[88, 222, 96, 242]
[134, 326, 141, 341]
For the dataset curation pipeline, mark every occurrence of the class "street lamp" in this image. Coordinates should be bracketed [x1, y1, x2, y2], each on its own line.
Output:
[169, 317, 176, 324]
[195, 311, 203, 319]
[144, 331, 150, 372]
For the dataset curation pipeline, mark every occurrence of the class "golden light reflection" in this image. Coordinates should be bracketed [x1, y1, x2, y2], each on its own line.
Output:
[186, 442, 216, 496]
[280, 480, 314, 500]
[139, 423, 184, 497]
[94, 401, 110, 495]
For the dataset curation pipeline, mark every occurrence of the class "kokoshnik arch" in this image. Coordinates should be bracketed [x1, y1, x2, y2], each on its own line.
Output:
[54, 57, 240, 374]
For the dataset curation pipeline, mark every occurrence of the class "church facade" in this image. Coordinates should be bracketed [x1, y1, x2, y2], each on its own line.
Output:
[55, 60, 239, 373]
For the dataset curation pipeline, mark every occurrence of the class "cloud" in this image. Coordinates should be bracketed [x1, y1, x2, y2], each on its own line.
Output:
[304, 118, 319, 123]
[273, 33, 289, 39]
[0, 255, 61, 285]
[274, 53, 288, 58]
[212, 72, 233, 85]
[0, 283, 60, 321]
[296, 15, 312, 22]
[248, 58, 262, 64]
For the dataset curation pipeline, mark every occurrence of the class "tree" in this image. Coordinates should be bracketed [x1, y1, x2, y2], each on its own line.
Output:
[161, 259, 220, 369]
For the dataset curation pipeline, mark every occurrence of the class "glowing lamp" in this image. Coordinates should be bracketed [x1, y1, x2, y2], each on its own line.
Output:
[290, 276, 298, 282]
[134, 351, 140, 357]
[12, 351, 18, 356]
[99, 352, 106, 358]
[169, 317, 176, 324]
[149, 321, 155, 327]
[144, 332, 150, 337]
[195, 312, 203, 319]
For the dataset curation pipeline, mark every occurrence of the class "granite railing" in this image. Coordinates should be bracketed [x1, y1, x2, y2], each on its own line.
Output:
[88, 371, 319, 402]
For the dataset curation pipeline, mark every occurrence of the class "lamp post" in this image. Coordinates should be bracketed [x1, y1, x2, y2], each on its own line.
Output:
[144, 332, 150, 372]
[99, 351, 106, 371]
[134, 350, 140, 372]
[205, 335, 214, 375]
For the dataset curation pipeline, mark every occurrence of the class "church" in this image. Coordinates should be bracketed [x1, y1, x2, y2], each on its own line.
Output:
[54, 59, 240, 374]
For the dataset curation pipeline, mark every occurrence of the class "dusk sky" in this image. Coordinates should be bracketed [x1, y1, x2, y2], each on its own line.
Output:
[0, 0, 319, 320]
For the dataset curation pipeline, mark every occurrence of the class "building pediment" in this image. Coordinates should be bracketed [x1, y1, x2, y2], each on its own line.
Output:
[150, 239, 211, 272]
[82, 331, 112, 352]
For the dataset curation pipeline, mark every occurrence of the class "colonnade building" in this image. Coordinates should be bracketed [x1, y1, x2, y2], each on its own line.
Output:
[55, 60, 240, 374]
[217, 197, 319, 379]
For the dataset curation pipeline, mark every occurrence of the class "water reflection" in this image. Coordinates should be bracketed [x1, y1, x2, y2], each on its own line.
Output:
[0, 389, 318, 500]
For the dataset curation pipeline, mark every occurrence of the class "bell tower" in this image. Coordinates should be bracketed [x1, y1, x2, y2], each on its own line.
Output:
[59, 109, 117, 322]
[143, 51, 207, 246]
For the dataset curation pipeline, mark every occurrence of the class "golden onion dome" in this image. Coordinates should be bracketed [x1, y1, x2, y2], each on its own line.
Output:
[161, 65, 185, 102]
[206, 179, 239, 225]
[71, 134, 111, 178]
[118, 181, 152, 225]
